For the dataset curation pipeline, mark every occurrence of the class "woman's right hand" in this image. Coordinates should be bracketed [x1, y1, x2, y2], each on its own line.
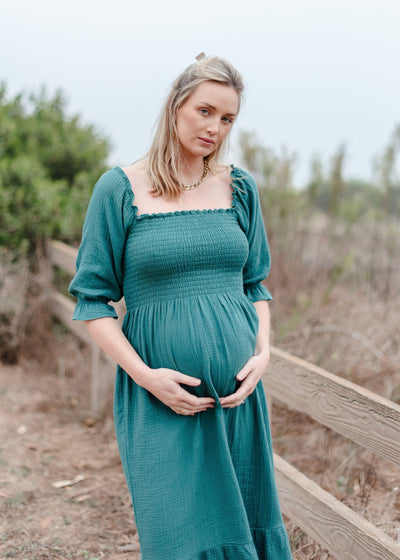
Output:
[83, 318, 213, 415]
[140, 368, 215, 415]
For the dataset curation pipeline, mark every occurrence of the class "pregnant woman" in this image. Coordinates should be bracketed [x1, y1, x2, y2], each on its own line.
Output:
[69, 54, 292, 560]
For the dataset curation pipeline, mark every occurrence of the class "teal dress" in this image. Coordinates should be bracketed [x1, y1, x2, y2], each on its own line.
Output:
[69, 166, 292, 560]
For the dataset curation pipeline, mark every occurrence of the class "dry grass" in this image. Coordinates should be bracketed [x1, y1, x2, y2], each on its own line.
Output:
[268, 281, 400, 558]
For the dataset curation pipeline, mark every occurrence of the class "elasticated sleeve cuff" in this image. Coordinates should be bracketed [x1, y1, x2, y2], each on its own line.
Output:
[72, 298, 118, 321]
[244, 283, 273, 303]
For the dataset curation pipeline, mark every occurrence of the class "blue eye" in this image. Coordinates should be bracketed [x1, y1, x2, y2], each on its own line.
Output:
[199, 108, 209, 115]
[222, 116, 233, 124]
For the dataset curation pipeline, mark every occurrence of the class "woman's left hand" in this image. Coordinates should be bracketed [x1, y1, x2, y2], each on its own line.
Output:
[219, 350, 270, 408]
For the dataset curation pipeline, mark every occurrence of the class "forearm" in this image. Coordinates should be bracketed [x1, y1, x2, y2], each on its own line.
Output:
[84, 316, 214, 415]
[253, 300, 270, 358]
[84, 317, 151, 385]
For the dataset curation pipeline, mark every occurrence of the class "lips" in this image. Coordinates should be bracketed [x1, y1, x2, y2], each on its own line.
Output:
[198, 137, 215, 146]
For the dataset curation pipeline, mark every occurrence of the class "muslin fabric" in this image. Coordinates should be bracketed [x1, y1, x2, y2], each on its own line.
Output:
[69, 166, 292, 560]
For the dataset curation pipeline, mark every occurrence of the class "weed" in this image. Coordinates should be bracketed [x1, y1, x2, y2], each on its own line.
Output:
[5, 493, 27, 507]
[83, 551, 100, 560]
[0, 449, 7, 467]
[8, 465, 31, 477]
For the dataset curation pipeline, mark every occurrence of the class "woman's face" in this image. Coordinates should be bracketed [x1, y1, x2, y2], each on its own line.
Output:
[176, 80, 239, 161]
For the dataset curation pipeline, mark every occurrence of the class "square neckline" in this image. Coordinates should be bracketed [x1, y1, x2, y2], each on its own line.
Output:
[114, 165, 238, 221]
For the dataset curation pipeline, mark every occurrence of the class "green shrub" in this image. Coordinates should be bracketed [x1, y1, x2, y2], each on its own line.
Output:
[0, 83, 110, 256]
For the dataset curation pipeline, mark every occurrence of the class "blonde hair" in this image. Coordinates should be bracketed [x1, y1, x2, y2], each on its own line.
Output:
[145, 56, 244, 199]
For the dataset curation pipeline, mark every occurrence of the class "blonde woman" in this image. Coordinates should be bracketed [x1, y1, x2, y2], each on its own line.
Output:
[69, 55, 292, 560]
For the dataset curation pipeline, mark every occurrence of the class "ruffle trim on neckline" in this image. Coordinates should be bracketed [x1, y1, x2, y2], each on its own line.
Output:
[135, 206, 236, 221]
[113, 165, 242, 222]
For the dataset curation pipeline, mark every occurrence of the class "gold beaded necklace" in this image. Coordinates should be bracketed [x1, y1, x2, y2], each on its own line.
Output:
[183, 159, 209, 190]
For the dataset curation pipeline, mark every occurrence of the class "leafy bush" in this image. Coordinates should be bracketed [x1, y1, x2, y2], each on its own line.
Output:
[0, 248, 30, 362]
[0, 84, 110, 256]
[0, 83, 110, 360]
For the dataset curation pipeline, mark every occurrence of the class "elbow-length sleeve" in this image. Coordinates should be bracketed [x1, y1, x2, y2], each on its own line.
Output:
[233, 167, 273, 303]
[68, 168, 136, 321]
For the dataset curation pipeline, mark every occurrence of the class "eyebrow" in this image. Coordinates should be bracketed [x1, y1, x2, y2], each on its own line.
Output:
[199, 102, 237, 117]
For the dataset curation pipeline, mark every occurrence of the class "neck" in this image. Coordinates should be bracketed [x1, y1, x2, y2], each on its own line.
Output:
[178, 156, 205, 185]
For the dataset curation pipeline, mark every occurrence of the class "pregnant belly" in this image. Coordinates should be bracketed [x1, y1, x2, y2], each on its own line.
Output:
[125, 293, 259, 399]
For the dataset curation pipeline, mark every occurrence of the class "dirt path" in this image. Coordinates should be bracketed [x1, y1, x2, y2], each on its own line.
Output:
[0, 336, 141, 560]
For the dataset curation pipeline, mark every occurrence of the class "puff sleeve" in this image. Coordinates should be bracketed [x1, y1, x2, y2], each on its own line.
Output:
[68, 168, 136, 320]
[233, 167, 273, 303]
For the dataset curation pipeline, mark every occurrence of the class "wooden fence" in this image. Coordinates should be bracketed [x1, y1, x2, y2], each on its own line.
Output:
[48, 239, 400, 560]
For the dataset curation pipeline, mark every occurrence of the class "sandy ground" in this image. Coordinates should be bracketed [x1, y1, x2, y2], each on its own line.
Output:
[0, 334, 140, 560]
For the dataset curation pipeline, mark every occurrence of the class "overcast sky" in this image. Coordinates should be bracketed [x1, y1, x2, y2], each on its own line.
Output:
[2, 0, 400, 187]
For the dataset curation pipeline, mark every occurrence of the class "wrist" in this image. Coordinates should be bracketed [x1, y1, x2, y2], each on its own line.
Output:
[255, 347, 270, 365]
[255, 344, 270, 357]
[128, 363, 154, 387]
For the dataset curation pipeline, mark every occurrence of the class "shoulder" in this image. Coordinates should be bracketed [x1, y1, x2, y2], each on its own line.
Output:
[230, 165, 258, 192]
[93, 167, 130, 196]
[213, 163, 258, 194]
[212, 163, 232, 182]
[230, 165, 263, 234]
[121, 161, 147, 182]
[86, 167, 135, 223]
[89, 167, 134, 207]
[230, 165, 260, 212]
[120, 160, 152, 197]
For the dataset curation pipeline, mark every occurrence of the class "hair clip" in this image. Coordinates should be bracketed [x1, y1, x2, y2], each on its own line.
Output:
[195, 52, 206, 62]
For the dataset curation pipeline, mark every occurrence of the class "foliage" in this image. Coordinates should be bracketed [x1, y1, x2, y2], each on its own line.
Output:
[372, 124, 400, 217]
[239, 131, 304, 230]
[238, 127, 400, 305]
[0, 248, 30, 362]
[0, 83, 110, 256]
[303, 129, 400, 223]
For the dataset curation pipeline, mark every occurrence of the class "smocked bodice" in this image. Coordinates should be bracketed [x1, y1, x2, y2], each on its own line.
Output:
[69, 165, 272, 321]
[123, 210, 248, 308]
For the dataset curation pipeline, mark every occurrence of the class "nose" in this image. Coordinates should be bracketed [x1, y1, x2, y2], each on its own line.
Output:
[206, 117, 220, 136]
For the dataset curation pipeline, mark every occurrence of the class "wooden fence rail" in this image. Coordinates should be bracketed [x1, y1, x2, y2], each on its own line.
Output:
[48, 239, 400, 560]
[268, 347, 400, 469]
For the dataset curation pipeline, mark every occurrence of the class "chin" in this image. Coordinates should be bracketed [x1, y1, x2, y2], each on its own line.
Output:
[200, 144, 217, 157]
